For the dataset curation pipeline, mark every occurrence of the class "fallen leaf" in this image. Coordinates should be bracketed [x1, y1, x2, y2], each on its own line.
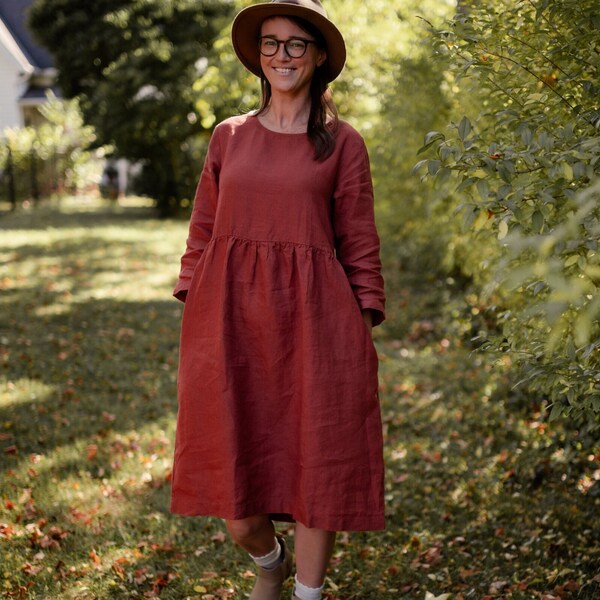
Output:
[459, 567, 478, 578]
[489, 580, 509, 594]
[211, 531, 226, 544]
[86, 444, 98, 461]
[39, 526, 69, 550]
[425, 592, 451, 600]
[112, 563, 126, 580]
[22, 562, 43, 576]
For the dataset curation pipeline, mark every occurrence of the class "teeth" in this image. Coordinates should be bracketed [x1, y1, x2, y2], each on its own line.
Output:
[274, 68, 293, 73]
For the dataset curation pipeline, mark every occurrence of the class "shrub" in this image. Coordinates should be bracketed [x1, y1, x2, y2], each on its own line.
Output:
[416, 0, 600, 424]
[0, 93, 101, 206]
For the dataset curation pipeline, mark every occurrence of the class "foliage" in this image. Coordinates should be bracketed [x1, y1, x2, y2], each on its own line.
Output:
[29, 0, 235, 214]
[0, 198, 598, 598]
[415, 0, 600, 424]
[0, 93, 101, 206]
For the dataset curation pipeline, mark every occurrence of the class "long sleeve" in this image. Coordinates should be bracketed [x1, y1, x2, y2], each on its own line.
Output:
[333, 132, 385, 326]
[173, 130, 222, 302]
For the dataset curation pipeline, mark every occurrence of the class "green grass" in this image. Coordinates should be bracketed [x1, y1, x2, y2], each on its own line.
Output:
[1, 197, 598, 599]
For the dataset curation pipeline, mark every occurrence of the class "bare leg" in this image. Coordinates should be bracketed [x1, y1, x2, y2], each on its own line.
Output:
[294, 522, 337, 588]
[225, 514, 276, 556]
[227, 515, 293, 600]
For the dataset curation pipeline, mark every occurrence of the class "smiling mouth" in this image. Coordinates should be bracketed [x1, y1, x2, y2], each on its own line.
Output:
[273, 67, 295, 74]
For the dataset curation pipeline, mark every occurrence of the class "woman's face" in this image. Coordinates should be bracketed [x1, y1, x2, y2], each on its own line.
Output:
[259, 17, 327, 98]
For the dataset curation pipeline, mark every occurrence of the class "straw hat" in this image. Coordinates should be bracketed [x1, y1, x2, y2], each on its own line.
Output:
[232, 0, 346, 83]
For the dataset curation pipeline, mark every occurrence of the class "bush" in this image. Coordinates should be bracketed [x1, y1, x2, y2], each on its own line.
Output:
[0, 93, 102, 206]
[416, 0, 600, 424]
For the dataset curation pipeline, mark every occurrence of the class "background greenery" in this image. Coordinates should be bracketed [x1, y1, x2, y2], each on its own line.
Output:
[1, 0, 599, 597]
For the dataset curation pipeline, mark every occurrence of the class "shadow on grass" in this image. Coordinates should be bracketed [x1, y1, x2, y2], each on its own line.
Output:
[0, 296, 181, 463]
[0, 199, 164, 232]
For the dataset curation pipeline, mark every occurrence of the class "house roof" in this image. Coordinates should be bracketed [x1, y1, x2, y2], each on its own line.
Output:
[0, 0, 54, 70]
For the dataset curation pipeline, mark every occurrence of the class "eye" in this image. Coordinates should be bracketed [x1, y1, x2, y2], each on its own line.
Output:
[262, 39, 278, 49]
[288, 40, 306, 51]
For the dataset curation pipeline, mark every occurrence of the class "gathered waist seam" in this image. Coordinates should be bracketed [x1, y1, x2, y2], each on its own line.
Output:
[209, 234, 335, 259]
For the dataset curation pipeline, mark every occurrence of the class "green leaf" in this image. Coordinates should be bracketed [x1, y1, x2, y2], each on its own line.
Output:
[476, 179, 489, 200]
[411, 159, 429, 176]
[564, 255, 579, 268]
[456, 177, 477, 192]
[458, 116, 472, 141]
[461, 206, 478, 232]
[417, 131, 445, 154]
[532, 210, 544, 233]
[497, 185, 512, 200]
[549, 402, 564, 421]
[519, 124, 534, 146]
[437, 166, 452, 184]
[439, 145, 455, 162]
[538, 131, 554, 151]
[498, 220, 509, 240]
[497, 160, 516, 183]
[575, 313, 592, 347]
[428, 160, 442, 176]
[562, 162, 574, 181]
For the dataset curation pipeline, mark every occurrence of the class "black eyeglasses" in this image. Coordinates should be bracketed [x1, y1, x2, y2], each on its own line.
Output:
[258, 36, 317, 59]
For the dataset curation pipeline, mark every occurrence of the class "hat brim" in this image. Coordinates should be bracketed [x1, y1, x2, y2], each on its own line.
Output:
[232, 3, 346, 83]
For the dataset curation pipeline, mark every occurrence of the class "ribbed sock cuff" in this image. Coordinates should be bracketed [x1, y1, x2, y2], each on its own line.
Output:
[249, 536, 282, 570]
[293, 574, 323, 600]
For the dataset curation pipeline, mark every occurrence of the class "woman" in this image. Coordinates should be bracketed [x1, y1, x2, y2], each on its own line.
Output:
[171, 1, 386, 598]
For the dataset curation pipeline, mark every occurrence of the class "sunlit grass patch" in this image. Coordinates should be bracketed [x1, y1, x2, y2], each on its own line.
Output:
[0, 379, 55, 409]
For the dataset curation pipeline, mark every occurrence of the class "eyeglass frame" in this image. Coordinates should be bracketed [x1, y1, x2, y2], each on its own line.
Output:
[258, 36, 318, 59]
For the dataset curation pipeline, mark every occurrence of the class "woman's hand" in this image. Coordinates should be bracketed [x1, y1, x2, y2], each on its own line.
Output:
[361, 309, 373, 330]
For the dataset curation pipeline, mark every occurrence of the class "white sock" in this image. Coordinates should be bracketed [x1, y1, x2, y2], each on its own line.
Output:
[249, 536, 282, 570]
[293, 575, 323, 600]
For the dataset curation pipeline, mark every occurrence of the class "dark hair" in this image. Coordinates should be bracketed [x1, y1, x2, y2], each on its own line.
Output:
[255, 16, 339, 161]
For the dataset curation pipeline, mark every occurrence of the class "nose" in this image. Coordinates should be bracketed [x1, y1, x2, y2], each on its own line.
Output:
[276, 43, 291, 60]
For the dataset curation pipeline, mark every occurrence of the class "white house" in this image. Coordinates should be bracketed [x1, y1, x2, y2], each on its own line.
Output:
[0, 0, 58, 131]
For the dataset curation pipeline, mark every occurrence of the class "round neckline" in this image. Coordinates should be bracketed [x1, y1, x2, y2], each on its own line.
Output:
[253, 115, 308, 136]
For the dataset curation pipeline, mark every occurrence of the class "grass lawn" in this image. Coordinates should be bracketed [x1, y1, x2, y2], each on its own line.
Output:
[0, 197, 598, 599]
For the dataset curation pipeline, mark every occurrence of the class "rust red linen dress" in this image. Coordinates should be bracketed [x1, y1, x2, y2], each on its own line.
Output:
[170, 114, 386, 531]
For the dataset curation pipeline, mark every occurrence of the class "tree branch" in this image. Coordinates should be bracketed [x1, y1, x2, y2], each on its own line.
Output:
[482, 49, 576, 111]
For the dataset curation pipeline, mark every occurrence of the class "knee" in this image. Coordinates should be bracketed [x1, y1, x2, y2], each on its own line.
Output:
[225, 515, 270, 545]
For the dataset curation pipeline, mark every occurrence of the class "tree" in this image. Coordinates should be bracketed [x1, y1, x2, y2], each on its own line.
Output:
[29, 0, 234, 214]
[416, 0, 600, 424]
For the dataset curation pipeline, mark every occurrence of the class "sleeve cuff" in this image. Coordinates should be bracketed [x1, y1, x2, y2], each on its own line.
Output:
[359, 302, 385, 327]
[172, 280, 189, 303]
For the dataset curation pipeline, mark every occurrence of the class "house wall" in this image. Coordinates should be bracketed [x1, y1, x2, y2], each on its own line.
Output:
[0, 40, 25, 131]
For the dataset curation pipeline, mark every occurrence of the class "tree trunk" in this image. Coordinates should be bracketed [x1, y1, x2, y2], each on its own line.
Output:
[30, 147, 40, 203]
[7, 146, 17, 211]
[157, 151, 180, 218]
